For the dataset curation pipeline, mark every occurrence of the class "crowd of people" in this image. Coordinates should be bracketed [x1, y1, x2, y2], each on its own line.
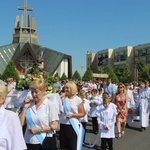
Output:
[0, 76, 150, 150]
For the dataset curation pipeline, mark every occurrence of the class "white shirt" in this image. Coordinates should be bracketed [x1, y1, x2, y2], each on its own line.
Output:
[80, 98, 90, 122]
[127, 89, 135, 108]
[4, 89, 18, 109]
[97, 102, 117, 112]
[96, 105, 117, 138]
[59, 96, 82, 124]
[139, 87, 150, 100]
[92, 83, 97, 89]
[0, 105, 27, 150]
[89, 98, 101, 117]
[25, 98, 59, 144]
[44, 93, 63, 114]
[103, 83, 116, 98]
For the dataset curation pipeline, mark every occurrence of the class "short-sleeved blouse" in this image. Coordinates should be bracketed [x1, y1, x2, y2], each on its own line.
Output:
[59, 95, 82, 124]
[24, 98, 59, 144]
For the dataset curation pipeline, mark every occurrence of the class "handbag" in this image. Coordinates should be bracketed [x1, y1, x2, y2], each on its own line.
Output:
[42, 133, 57, 150]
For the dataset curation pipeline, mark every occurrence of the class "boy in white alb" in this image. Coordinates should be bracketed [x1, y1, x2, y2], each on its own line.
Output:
[96, 97, 117, 150]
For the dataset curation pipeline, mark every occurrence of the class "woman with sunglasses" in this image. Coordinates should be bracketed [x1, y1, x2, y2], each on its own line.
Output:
[115, 83, 128, 139]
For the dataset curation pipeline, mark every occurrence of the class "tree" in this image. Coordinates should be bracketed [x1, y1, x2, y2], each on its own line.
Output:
[115, 64, 133, 83]
[82, 67, 93, 81]
[104, 65, 118, 83]
[135, 59, 149, 81]
[140, 63, 150, 81]
[72, 70, 81, 81]
[97, 66, 105, 74]
[1, 60, 19, 82]
[54, 72, 60, 79]
[60, 72, 67, 80]
[90, 63, 99, 73]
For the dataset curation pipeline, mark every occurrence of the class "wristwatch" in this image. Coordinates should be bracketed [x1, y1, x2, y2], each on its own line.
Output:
[41, 127, 44, 132]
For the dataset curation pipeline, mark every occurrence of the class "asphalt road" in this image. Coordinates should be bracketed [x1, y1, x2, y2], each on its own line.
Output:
[82, 118, 150, 150]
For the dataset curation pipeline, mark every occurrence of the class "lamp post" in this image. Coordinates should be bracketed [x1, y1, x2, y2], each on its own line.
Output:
[134, 67, 138, 82]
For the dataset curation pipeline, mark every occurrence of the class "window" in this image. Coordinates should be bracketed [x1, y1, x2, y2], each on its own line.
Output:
[146, 56, 150, 62]
[19, 51, 34, 69]
[147, 48, 150, 54]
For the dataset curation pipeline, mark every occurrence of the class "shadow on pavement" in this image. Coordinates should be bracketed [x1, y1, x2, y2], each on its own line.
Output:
[83, 142, 101, 150]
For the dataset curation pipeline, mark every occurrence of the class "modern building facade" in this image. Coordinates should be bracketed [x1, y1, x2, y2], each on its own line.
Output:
[97, 48, 114, 68]
[134, 43, 150, 64]
[86, 43, 150, 74]
[0, 0, 72, 78]
[114, 46, 134, 71]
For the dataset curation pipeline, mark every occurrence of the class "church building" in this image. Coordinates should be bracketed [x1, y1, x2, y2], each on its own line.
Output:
[0, 0, 72, 78]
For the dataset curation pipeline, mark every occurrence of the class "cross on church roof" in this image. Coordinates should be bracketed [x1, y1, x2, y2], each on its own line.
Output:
[18, 0, 33, 27]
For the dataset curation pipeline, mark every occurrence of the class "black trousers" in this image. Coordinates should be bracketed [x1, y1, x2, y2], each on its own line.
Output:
[26, 144, 42, 150]
[81, 122, 87, 142]
[26, 136, 57, 150]
[92, 117, 98, 133]
[101, 138, 113, 150]
[60, 124, 77, 150]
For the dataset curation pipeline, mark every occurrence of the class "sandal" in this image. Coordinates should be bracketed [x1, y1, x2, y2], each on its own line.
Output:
[121, 130, 125, 136]
[117, 132, 122, 139]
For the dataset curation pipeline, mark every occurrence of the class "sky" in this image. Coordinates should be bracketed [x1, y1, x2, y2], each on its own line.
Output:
[1, 0, 150, 76]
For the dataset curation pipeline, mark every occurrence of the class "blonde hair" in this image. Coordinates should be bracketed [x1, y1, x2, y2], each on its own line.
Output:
[0, 83, 7, 97]
[30, 80, 46, 92]
[65, 81, 77, 95]
[117, 83, 126, 94]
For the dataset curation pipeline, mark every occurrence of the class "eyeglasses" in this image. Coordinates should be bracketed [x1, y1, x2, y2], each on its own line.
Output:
[118, 86, 123, 88]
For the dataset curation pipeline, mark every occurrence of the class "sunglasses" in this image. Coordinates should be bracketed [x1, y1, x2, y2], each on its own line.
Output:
[118, 86, 123, 88]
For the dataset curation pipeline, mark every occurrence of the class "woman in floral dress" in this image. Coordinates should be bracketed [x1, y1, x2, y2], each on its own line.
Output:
[115, 83, 128, 139]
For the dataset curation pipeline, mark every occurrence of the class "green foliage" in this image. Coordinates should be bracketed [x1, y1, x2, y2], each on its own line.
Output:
[115, 64, 133, 83]
[97, 66, 105, 74]
[26, 67, 38, 75]
[82, 67, 93, 81]
[54, 72, 60, 79]
[46, 83, 56, 93]
[17, 78, 32, 90]
[60, 72, 67, 80]
[47, 75, 55, 83]
[90, 64, 99, 73]
[135, 59, 150, 81]
[137, 63, 150, 81]
[1, 60, 19, 82]
[72, 70, 81, 81]
[104, 65, 118, 83]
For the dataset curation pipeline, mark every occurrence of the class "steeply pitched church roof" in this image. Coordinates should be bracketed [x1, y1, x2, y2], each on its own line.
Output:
[0, 42, 71, 75]
[0, 43, 19, 74]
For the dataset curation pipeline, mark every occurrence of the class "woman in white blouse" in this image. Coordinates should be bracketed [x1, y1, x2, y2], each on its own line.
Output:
[19, 80, 59, 150]
[0, 83, 27, 150]
[59, 81, 85, 150]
